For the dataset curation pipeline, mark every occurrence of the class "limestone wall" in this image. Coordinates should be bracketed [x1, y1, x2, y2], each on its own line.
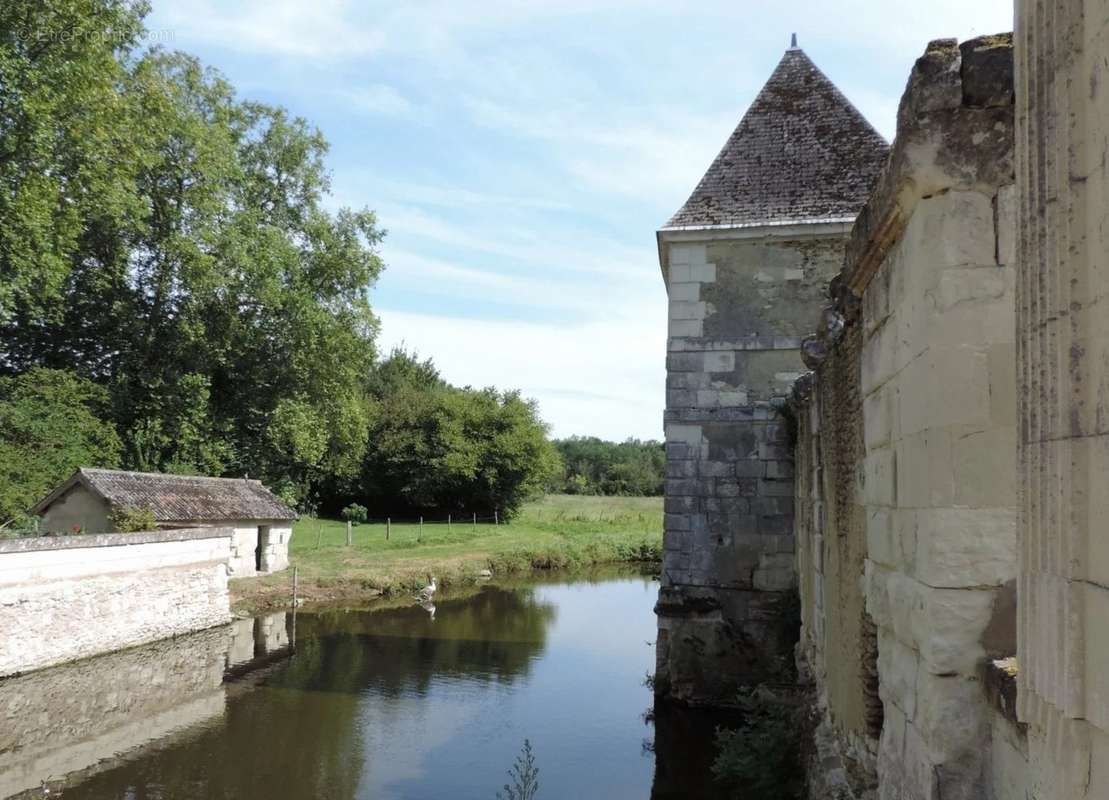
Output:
[792, 35, 1027, 800]
[0, 528, 232, 677]
[1014, 1, 1109, 796]
[656, 227, 847, 704]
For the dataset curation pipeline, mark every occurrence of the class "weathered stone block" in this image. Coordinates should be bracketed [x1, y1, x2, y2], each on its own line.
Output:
[664, 496, 697, 513]
[666, 352, 702, 373]
[669, 281, 701, 302]
[899, 38, 962, 125]
[665, 423, 703, 445]
[765, 460, 793, 479]
[665, 479, 700, 497]
[668, 319, 703, 338]
[877, 630, 920, 719]
[667, 389, 697, 408]
[665, 459, 697, 478]
[894, 430, 953, 509]
[995, 184, 1017, 266]
[863, 448, 896, 507]
[910, 190, 996, 268]
[951, 425, 1016, 508]
[914, 671, 989, 772]
[669, 243, 707, 266]
[703, 351, 735, 372]
[670, 301, 707, 321]
[959, 34, 1014, 108]
[911, 584, 996, 674]
[867, 508, 898, 567]
[735, 460, 766, 478]
[758, 514, 792, 536]
[689, 263, 717, 283]
[913, 507, 1016, 588]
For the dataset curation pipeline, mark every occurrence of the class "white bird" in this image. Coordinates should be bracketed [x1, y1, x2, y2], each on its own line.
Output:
[415, 575, 437, 602]
[418, 599, 437, 620]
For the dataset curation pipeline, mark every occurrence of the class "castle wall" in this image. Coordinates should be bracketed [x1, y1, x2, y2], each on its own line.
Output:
[1014, 1, 1109, 796]
[792, 36, 1027, 800]
[655, 228, 846, 704]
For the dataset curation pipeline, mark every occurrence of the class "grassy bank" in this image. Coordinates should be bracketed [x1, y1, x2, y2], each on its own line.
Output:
[231, 494, 662, 614]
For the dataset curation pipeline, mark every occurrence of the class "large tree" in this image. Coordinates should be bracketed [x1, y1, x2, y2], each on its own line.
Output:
[1, 4, 384, 505]
[0, 368, 122, 525]
[347, 350, 561, 518]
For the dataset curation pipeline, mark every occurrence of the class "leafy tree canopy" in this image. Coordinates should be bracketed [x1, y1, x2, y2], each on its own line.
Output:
[0, 368, 122, 524]
[550, 436, 665, 496]
[1, 1, 383, 506]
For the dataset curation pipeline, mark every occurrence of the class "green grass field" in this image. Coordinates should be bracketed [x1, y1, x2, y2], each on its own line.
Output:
[231, 494, 662, 612]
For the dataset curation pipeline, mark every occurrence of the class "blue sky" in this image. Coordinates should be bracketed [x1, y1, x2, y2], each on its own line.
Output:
[146, 0, 1013, 441]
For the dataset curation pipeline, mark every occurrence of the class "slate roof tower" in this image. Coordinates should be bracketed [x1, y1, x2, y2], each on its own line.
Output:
[654, 38, 888, 706]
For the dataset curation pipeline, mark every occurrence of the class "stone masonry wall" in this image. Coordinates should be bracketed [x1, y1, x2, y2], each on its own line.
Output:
[794, 322, 881, 800]
[1014, 1, 1109, 797]
[0, 528, 233, 677]
[792, 36, 1029, 800]
[656, 230, 847, 704]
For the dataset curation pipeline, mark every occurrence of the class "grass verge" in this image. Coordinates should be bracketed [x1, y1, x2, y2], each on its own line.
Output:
[230, 494, 662, 614]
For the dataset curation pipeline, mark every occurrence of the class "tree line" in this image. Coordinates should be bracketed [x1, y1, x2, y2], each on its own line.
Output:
[0, 1, 559, 525]
[548, 437, 664, 496]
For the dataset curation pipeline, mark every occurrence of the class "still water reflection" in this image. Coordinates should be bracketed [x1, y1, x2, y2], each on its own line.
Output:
[0, 570, 727, 799]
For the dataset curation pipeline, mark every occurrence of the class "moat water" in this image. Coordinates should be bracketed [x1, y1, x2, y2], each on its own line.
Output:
[0, 569, 730, 799]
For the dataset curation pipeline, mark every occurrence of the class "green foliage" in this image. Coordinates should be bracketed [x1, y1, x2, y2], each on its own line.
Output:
[108, 505, 157, 533]
[349, 350, 562, 518]
[551, 436, 665, 496]
[712, 686, 805, 800]
[341, 503, 367, 525]
[0, 0, 149, 322]
[496, 739, 540, 800]
[0, 368, 122, 524]
[0, 2, 384, 508]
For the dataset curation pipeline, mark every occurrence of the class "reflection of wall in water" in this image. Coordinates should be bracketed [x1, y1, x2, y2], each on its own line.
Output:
[0, 612, 291, 799]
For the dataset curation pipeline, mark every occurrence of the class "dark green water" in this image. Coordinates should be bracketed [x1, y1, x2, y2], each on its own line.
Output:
[0, 570, 727, 799]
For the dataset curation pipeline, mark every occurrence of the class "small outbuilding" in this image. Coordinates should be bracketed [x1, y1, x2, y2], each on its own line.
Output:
[30, 468, 297, 575]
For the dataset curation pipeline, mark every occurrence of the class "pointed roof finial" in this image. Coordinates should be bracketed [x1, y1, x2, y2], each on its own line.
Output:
[790, 33, 798, 49]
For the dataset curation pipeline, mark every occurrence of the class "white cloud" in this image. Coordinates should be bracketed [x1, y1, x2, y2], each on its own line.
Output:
[377, 309, 666, 441]
[343, 84, 417, 118]
[148, 0, 1016, 442]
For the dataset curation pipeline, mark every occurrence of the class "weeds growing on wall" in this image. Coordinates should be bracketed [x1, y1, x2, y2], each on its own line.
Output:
[712, 685, 806, 800]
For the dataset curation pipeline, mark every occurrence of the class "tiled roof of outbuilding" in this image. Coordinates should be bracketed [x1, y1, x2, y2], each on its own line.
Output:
[664, 45, 889, 230]
[31, 468, 297, 522]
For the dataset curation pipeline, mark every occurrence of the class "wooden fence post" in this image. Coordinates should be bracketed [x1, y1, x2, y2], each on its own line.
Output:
[494, 510, 499, 526]
[346, 520, 352, 547]
[316, 522, 323, 549]
[448, 513, 452, 532]
[472, 512, 477, 532]
[386, 517, 391, 540]
[419, 516, 423, 542]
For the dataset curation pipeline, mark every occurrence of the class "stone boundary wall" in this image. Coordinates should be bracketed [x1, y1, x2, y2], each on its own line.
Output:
[0, 528, 233, 677]
[792, 35, 1030, 800]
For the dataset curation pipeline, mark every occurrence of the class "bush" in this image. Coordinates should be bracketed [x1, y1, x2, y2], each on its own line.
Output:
[341, 503, 368, 525]
[712, 685, 805, 800]
[109, 505, 157, 533]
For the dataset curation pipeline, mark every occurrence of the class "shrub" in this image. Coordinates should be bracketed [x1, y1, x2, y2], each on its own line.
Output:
[341, 503, 368, 525]
[109, 505, 157, 533]
[712, 685, 805, 800]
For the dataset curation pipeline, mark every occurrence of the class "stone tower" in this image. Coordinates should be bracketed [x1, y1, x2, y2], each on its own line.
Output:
[655, 40, 889, 705]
